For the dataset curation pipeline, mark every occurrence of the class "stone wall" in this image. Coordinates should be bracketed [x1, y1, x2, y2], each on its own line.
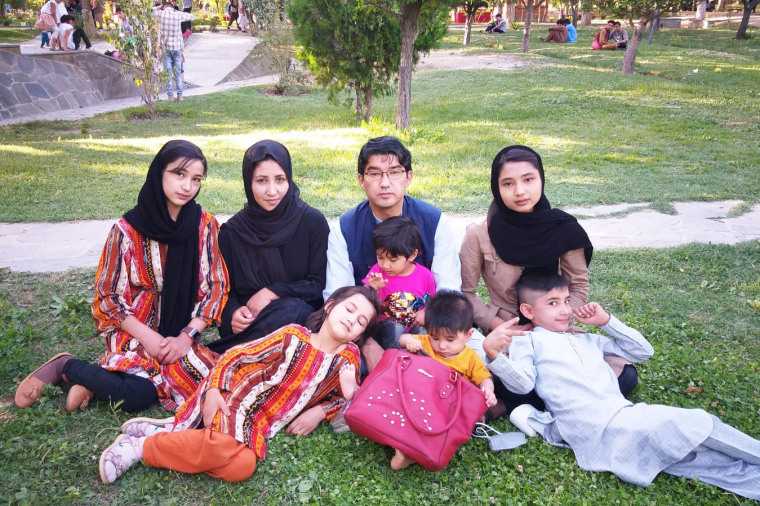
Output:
[0, 45, 140, 121]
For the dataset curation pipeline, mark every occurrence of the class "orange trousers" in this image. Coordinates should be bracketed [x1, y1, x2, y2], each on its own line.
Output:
[143, 428, 257, 482]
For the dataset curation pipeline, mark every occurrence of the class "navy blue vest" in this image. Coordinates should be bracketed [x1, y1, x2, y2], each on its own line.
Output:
[339, 196, 441, 285]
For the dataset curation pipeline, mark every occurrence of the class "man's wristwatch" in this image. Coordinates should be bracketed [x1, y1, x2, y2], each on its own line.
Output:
[181, 326, 200, 340]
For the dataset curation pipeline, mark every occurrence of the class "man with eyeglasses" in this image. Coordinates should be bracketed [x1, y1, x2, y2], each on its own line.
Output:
[323, 136, 461, 372]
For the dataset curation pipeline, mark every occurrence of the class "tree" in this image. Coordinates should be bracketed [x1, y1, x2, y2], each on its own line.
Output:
[288, 0, 400, 121]
[518, 0, 546, 53]
[81, 0, 97, 38]
[106, 0, 166, 118]
[736, 0, 760, 39]
[370, 0, 450, 130]
[461, 0, 488, 45]
[595, 0, 677, 73]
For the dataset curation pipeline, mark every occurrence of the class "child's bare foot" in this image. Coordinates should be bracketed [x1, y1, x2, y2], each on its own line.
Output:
[339, 364, 358, 401]
[390, 449, 415, 470]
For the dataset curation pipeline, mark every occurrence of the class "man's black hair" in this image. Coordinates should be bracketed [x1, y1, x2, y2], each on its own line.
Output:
[357, 136, 412, 175]
[426, 290, 475, 335]
[372, 216, 422, 259]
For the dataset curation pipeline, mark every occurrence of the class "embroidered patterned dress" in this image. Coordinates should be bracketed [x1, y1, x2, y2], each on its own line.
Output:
[174, 324, 360, 459]
[92, 212, 229, 412]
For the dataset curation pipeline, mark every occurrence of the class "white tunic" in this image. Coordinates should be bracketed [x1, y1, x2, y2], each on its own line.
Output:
[495, 316, 714, 487]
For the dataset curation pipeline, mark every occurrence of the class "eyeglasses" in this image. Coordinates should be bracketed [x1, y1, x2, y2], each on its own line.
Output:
[363, 169, 407, 181]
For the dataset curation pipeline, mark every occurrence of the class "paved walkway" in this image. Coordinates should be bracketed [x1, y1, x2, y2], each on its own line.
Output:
[1, 31, 275, 125]
[1, 200, 758, 273]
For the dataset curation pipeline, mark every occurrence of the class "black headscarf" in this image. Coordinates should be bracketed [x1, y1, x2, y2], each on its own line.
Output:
[487, 145, 592, 270]
[123, 140, 205, 338]
[221, 140, 309, 288]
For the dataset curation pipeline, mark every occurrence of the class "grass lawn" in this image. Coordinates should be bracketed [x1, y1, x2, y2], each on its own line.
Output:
[0, 28, 758, 222]
[0, 28, 35, 43]
[1, 243, 759, 503]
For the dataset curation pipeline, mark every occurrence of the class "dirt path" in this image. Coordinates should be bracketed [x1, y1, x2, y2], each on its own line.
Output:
[417, 51, 532, 72]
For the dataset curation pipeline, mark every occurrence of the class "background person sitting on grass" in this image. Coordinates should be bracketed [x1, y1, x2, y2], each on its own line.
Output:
[99, 286, 378, 484]
[591, 19, 618, 50]
[542, 19, 568, 43]
[497, 271, 760, 501]
[14, 140, 229, 415]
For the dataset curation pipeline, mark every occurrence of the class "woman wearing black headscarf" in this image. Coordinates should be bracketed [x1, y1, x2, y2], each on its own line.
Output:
[460, 145, 638, 420]
[207, 140, 329, 353]
[15, 140, 229, 414]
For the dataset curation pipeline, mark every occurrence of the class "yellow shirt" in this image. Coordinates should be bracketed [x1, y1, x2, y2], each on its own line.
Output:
[414, 334, 491, 386]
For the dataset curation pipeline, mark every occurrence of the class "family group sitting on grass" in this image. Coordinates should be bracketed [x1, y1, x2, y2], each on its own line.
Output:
[13, 137, 760, 500]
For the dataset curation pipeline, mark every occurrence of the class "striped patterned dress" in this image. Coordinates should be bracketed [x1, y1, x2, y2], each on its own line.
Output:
[92, 212, 229, 412]
[174, 324, 360, 459]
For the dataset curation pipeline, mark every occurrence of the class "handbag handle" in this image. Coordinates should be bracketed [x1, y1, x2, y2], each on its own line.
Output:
[396, 355, 464, 435]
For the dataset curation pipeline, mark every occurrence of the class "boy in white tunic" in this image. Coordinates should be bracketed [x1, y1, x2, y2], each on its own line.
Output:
[492, 271, 760, 500]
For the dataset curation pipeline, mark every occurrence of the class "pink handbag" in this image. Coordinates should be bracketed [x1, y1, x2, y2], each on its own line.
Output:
[345, 349, 487, 471]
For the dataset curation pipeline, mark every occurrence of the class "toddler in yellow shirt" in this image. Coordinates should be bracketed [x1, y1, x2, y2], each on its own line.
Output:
[393, 290, 496, 469]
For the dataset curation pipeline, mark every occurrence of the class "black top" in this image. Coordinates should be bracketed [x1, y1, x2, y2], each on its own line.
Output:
[218, 206, 329, 337]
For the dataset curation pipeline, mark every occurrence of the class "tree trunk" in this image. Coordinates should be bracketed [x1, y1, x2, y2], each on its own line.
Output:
[696, 0, 707, 19]
[356, 85, 364, 122]
[580, 9, 591, 26]
[463, 12, 474, 44]
[735, 1, 758, 38]
[396, 0, 422, 131]
[506, 1, 515, 25]
[364, 87, 372, 122]
[571, 1, 578, 25]
[622, 18, 647, 74]
[521, 0, 533, 52]
[716, 0, 724, 11]
[81, 0, 97, 38]
[648, 9, 660, 43]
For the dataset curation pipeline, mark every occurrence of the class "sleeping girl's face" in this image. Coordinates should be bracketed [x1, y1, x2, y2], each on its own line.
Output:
[324, 294, 376, 345]
[497, 161, 542, 213]
[251, 159, 289, 211]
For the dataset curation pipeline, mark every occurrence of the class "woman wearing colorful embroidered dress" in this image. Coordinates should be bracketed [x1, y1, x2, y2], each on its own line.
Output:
[98, 286, 378, 483]
[15, 140, 228, 414]
[207, 140, 330, 354]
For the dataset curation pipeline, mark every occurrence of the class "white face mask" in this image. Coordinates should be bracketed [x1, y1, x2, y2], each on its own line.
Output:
[472, 423, 527, 451]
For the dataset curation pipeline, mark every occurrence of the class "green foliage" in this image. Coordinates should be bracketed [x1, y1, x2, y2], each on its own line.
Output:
[1, 244, 759, 503]
[288, 0, 400, 121]
[288, 0, 448, 121]
[105, 0, 167, 118]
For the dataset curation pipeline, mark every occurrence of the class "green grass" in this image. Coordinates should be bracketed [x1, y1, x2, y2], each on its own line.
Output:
[0, 28, 35, 43]
[1, 243, 759, 503]
[1, 27, 758, 222]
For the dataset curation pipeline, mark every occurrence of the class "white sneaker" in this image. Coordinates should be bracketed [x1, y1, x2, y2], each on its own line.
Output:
[121, 416, 175, 437]
[99, 434, 144, 483]
[509, 403, 539, 437]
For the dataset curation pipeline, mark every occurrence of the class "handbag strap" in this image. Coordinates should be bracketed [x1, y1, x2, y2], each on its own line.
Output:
[396, 355, 464, 436]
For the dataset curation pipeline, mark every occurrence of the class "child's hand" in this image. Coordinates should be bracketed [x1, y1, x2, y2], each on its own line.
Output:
[480, 378, 497, 407]
[483, 317, 525, 361]
[364, 272, 388, 291]
[202, 388, 230, 427]
[410, 308, 425, 327]
[573, 302, 611, 327]
[339, 364, 359, 401]
[400, 333, 422, 353]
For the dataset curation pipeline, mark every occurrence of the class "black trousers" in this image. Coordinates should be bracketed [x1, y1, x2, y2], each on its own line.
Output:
[62, 358, 158, 412]
[72, 27, 91, 49]
[209, 297, 315, 354]
[181, 6, 192, 33]
[494, 363, 639, 415]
